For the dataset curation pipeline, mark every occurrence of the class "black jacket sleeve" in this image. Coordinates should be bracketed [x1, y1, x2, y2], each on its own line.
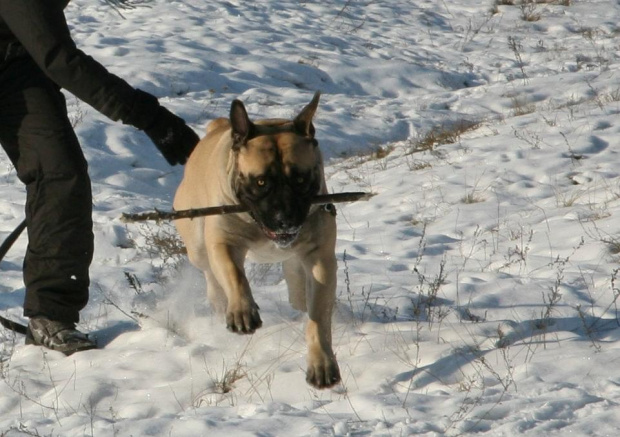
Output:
[0, 0, 157, 130]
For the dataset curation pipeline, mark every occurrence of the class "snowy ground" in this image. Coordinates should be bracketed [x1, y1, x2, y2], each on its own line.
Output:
[2, 0, 620, 435]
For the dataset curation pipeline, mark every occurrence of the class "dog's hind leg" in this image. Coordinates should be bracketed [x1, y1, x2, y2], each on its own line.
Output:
[203, 267, 228, 316]
[186, 253, 227, 315]
[176, 220, 228, 316]
[283, 258, 307, 312]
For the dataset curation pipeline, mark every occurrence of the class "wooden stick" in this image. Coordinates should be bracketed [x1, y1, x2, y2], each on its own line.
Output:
[120, 192, 374, 223]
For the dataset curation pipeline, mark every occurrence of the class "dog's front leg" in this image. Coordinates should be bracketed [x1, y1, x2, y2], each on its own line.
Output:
[208, 243, 262, 334]
[304, 254, 341, 389]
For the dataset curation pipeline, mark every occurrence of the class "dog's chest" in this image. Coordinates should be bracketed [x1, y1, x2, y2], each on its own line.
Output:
[246, 241, 295, 264]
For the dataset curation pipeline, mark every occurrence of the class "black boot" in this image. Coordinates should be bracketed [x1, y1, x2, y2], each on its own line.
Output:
[26, 316, 96, 355]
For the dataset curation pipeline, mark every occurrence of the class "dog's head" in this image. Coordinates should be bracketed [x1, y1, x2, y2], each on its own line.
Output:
[230, 92, 324, 247]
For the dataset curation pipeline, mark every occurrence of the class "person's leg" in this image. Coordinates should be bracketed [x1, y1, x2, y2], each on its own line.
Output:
[0, 56, 93, 326]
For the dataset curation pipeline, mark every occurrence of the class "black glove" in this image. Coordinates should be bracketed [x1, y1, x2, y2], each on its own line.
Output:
[127, 89, 199, 165]
[143, 106, 199, 165]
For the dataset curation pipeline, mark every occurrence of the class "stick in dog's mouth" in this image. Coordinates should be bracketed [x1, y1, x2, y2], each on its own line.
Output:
[120, 192, 374, 223]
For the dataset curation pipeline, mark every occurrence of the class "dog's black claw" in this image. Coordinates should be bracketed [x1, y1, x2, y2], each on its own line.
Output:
[306, 369, 341, 389]
[306, 360, 341, 389]
[225, 307, 262, 335]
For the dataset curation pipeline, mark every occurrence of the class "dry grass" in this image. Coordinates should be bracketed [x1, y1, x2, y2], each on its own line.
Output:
[408, 120, 482, 154]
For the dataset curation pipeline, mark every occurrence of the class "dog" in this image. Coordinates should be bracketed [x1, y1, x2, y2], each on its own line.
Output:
[173, 92, 341, 389]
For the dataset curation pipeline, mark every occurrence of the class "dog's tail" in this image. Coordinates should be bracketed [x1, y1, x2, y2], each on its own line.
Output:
[0, 219, 28, 335]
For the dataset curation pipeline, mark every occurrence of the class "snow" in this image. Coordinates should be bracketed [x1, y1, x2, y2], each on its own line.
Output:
[2, 0, 620, 435]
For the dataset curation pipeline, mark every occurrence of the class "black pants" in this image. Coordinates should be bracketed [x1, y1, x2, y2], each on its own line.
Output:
[0, 54, 93, 324]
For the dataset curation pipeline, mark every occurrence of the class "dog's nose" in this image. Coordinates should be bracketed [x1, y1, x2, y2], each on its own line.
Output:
[274, 213, 288, 230]
[273, 212, 296, 231]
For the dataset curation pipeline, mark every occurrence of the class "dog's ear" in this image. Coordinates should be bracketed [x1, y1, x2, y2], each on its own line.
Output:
[293, 91, 320, 140]
[230, 99, 255, 149]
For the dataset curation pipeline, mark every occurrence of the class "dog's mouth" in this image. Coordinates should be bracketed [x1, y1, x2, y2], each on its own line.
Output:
[246, 209, 304, 248]
[260, 225, 301, 248]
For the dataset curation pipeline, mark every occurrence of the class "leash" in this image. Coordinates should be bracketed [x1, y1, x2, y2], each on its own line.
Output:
[0, 219, 26, 261]
[0, 314, 27, 335]
[0, 219, 28, 335]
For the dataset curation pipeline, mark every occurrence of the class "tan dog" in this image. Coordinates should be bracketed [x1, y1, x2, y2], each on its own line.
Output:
[173, 92, 340, 388]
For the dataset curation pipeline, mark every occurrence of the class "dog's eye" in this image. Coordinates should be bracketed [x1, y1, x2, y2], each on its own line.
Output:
[293, 175, 315, 195]
[256, 177, 266, 187]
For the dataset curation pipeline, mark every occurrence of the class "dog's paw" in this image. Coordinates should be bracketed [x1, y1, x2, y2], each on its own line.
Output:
[306, 354, 341, 389]
[225, 301, 262, 334]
